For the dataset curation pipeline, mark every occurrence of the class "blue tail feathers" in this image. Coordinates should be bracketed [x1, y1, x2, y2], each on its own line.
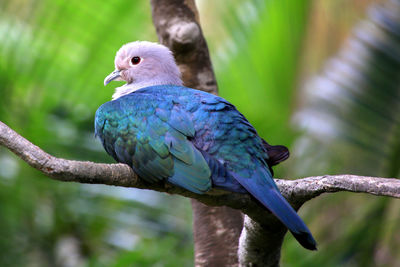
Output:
[233, 166, 317, 250]
[264, 190, 317, 250]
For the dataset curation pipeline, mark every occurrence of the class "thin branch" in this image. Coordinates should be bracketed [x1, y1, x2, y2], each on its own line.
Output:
[277, 175, 400, 205]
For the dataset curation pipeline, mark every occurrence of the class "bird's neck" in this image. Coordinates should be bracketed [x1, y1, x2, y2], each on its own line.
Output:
[112, 75, 183, 100]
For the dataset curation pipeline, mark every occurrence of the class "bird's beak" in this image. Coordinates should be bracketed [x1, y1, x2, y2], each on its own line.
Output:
[104, 70, 122, 86]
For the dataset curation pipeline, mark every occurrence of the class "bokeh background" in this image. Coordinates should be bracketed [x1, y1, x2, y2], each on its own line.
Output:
[0, 0, 399, 266]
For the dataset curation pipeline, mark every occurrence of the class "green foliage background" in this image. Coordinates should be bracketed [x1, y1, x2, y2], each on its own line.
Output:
[0, 0, 399, 266]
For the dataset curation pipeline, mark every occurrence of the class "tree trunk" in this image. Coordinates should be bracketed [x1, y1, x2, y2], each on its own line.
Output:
[150, 0, 244, 265]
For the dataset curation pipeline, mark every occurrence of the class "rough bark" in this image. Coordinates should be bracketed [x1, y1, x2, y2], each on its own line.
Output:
[150, 0, 217, 95]
[191, 200, 244, 267]
[150, 1, 243, 266]
[238, 216, 284, 267]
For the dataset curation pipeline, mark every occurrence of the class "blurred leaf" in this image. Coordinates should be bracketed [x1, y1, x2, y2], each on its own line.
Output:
[288, 1, 400, 266]
[0, 1, 192, 266]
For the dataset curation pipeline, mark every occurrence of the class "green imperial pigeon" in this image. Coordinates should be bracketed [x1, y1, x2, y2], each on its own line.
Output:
[95, 41, 317, 250]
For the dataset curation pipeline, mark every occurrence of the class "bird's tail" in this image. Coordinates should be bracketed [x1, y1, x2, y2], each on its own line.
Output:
[259, 189, 317, 250]
[233, 168, 317, 250]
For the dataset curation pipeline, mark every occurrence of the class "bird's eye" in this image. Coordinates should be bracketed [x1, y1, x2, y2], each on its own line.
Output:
[131, 56, 141, 65]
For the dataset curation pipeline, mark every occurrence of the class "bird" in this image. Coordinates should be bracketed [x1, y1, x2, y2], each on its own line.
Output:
[95, 41, 317, 250]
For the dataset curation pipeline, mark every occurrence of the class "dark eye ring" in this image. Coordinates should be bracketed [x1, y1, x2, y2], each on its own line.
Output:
[131, 56, 141, 65]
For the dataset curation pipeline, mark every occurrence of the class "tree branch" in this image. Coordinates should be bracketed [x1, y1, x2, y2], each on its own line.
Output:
[1, 120, 399, 209]
[2, 120, 400, 266]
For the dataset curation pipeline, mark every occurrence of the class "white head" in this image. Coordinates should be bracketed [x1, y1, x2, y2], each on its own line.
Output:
[104, 41, 183, 100]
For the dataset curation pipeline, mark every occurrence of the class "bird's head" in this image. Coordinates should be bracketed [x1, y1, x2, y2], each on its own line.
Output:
[104, 41, 183, 99]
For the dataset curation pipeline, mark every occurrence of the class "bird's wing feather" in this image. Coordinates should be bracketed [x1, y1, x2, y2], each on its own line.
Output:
[95, 91, 211, 193]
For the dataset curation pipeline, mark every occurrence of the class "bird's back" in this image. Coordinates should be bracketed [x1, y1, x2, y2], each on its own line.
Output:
[96, 85, 272, 191]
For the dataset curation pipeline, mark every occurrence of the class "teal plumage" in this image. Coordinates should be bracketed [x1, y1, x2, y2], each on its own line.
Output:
[95, 86, 210, 193]
[95, 85, 317, 250]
